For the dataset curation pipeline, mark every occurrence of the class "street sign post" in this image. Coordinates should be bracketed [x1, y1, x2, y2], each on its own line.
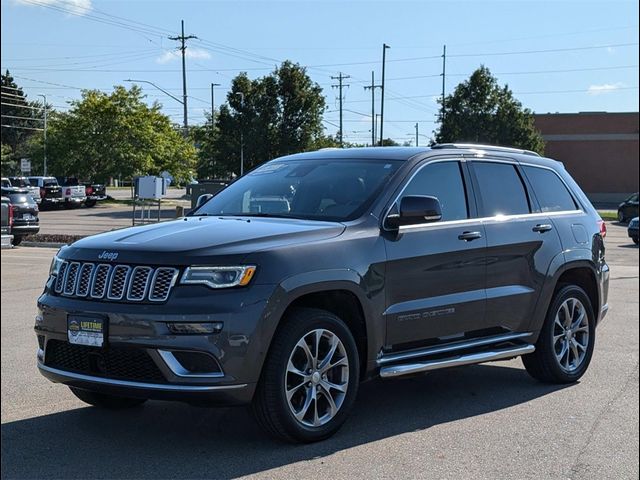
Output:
[20, 158, 31, 174]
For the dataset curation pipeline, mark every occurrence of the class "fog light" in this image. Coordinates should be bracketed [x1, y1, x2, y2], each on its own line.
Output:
[166, 322, 223, 334]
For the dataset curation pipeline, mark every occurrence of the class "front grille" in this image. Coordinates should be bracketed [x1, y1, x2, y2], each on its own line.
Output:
[54, 261, 178, 303]
[45, 340, 167, 384]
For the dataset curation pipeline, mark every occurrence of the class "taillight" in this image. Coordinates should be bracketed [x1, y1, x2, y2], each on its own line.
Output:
[66, 188, 71, 195]
[40, 187, 45, 198]
[86, 186, 93, 195]
[8, 204, 14, 227]
[597, 219, 607, 238]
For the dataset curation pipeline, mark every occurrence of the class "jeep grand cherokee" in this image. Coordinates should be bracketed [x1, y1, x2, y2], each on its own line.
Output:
[35, 144, 609, 443]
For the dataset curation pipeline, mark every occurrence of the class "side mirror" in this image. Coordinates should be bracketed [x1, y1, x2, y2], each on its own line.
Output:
[195, 193, 213, 209]
[386, 195, 442, 229]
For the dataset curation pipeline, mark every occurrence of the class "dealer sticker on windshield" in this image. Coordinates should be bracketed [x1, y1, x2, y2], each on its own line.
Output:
[68, 315, 105, 347]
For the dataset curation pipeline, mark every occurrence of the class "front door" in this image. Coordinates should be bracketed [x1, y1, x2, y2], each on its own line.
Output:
[383, 160, 487, 349]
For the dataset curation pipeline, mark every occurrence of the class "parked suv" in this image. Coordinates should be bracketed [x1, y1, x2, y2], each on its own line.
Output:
[35, 145, 609, 443]
[0, 187, 39, 245]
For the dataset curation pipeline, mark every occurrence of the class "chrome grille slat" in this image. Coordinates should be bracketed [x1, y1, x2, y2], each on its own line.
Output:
[53, 262, 178, 303]
[126, 266, 153, 301]
[149, 268, 178, 302]
[63, 262, 81, 296]
[75, 263, 94, 297]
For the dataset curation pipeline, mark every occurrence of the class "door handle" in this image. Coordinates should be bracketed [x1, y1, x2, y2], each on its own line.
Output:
[458, 231, 483, 241]
[532, 224, 553, 233]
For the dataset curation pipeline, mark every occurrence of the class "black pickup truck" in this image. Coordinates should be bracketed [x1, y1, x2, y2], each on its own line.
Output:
[28, 176, 63, 209]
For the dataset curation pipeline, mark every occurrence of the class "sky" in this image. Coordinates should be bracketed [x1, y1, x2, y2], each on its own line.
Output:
[1, 0, 639, 145]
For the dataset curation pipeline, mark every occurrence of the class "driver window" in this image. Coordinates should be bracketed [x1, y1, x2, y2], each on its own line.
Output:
[400, 161, 469, 221]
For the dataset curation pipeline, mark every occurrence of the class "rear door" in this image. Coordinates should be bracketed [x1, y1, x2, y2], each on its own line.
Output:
[468, 160, 563, 334]
[383, 159, 487, 348]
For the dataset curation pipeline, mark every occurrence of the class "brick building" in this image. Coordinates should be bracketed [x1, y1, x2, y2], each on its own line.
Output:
[533, 112, 639, 205]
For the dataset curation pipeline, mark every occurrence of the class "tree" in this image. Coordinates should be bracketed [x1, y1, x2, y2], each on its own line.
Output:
[199, 61, 327, 178]
[1, 71, 45, 160]
[26, 86, 197, 182]
[434, 66, 545, 154]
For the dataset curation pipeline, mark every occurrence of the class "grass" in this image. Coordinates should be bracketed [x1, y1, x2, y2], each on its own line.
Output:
[597, 210, 618, 221]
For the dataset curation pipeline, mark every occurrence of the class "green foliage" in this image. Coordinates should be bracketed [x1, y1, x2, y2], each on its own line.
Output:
[26, 86, 197, 182]
[198, 61, 327, 178]
[434, 66, 545, 154]
[1, 143, 17, 176]
[1, 70, 45, 153]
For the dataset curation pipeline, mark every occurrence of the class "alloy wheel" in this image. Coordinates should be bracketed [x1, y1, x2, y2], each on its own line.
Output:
[553, 297, 590, 372]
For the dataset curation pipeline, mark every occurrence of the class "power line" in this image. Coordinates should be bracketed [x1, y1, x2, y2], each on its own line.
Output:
[1, 124, 44, 131]
[1, 114, 44, 121]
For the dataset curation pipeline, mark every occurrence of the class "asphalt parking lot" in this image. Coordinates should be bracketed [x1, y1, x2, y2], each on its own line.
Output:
[1, 223, 638, 480]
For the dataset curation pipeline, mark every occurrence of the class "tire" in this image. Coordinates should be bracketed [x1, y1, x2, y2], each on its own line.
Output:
[523, 285, 596, 384]
[12, 235, 23, 246]
[617, 210, 626, 223]
[252, 308, 360, 443]
[633, 237, 639, 245]
[85, 199, 97, 208]
[69, 387, 147, 409]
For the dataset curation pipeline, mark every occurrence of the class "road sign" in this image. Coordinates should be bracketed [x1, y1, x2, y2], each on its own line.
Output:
[20, 158, 31, 174]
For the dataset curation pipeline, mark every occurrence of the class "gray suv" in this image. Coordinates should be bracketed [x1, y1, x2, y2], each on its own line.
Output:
[35, 144, 609, 443]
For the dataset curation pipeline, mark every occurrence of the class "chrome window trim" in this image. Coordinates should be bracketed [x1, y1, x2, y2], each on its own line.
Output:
[126, 266, 153, 302]
[106, 265, 132, 300]
[38, 363, 245, 391]
[148, 268, 179, 302]
[157, 350, 225, 378]
[90, 264, 112, 299]
[62, 262, 81, 296]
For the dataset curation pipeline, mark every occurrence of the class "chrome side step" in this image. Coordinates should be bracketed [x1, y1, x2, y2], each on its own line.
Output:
[377, 331, 533, 366]
[379, 344, 535, 378]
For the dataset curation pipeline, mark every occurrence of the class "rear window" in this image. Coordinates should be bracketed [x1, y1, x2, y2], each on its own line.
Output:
[522, 166, 577, 212]
[10, 178, 31, 187]
[43, 178, 59, 187]
[473, 162, 530, 216]
[1, 179, 10, 188]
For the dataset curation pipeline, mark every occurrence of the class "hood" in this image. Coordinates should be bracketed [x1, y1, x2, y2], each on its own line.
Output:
[61, 216, 345, 265]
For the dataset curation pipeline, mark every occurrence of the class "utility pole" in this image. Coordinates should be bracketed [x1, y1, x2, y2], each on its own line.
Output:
[235, 92, 245, 176]
[379, 43, 390, 146]
[415, 123, 419, 147]
[440, 44, 446, 123]
[38, 94, 47, 176]
[210, 83, 221, 128]
[331, 72, 350, 147]
[169, 20, 197, 137]
[363, 71, 381, 146]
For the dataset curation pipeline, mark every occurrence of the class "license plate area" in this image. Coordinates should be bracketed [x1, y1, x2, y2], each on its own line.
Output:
[67, 315, 106, 347]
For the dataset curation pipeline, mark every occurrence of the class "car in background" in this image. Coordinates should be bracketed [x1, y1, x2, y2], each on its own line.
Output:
[1, 195, 13, 247]
[28, 176, 63, 209]
[56, 177, 106, 208]
[55, 176, 87, 209]
[1, 177, 11, 188]
[0, 187, 39, 245]
[628, 217, 639, 245]
[8, 176, 42, 204]
[617, 193, 639, 224]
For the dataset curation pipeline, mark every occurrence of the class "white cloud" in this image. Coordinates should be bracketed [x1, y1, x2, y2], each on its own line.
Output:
[13, 0, 92, 16]
[156, 48, 211, 64]
[587, 82, 626, 95]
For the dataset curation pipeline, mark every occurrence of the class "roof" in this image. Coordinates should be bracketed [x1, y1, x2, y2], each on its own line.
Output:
[274, 146, 432, 162]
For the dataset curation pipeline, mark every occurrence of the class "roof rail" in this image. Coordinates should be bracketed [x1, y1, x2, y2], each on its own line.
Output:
[431, 143, 541, 157]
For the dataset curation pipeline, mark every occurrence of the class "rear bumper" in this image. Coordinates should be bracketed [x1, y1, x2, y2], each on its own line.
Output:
[628, 227, 638, 238]
[64, 197, 86, 203]
[37, 360, 255, 405]
[12, 223, 40, 235]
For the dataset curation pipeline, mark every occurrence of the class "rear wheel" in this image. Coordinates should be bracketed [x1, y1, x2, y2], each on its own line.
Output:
[69, 387, 147, 409]
[617, 210, 626, 223]
[523, 285, 595, 384]
[12, 235, 23, 246]
[252, 308, 360, 443]
[84, 199, 97, 208]
[633, 237, 639, 245]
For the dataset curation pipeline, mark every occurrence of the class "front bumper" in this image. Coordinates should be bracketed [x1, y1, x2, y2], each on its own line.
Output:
[628, 227, 638, 239]
[35, 282, 278, 405]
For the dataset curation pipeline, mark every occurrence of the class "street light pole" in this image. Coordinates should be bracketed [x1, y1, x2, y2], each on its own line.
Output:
[210, 83, 221, 128]
[379, 43, 390, 146]
[38, 94, 47, 176]
[415, 123, 419, 147]
[235, 92, 245, 176]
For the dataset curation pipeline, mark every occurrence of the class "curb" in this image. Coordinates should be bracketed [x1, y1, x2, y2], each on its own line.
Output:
[21, 241, 69, 248]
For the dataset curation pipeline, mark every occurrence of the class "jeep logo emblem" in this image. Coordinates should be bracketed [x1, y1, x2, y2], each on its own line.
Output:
[98, 251, 119, 261]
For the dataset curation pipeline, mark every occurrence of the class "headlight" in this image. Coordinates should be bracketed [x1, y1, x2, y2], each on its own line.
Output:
[180, 265, 256, 289]
[49, 255, 65, 277]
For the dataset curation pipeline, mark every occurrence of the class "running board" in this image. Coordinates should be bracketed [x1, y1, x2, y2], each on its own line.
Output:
[379, 344, 535, 378]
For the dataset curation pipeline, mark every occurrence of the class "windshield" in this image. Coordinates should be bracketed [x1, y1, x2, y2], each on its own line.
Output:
[194, 159, 402, 221]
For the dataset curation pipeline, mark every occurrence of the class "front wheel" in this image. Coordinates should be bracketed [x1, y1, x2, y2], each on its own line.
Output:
[617, 210, 626, 223]
[252, 308, 360, 443]
[523, 285, 596, 384]
[69, 387, 147, 409]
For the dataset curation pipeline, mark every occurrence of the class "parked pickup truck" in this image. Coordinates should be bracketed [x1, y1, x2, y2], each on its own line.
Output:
[55, 177, 87, 208]
[53, 177, 107, 208]
[8, 176, 42, 204]
[1, 195, 13, 248]
[28, 176, 63, 208]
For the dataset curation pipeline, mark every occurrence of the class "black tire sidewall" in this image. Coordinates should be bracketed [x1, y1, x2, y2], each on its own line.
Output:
[540, 285, 596, 382]
[264, 309, 360, 442]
